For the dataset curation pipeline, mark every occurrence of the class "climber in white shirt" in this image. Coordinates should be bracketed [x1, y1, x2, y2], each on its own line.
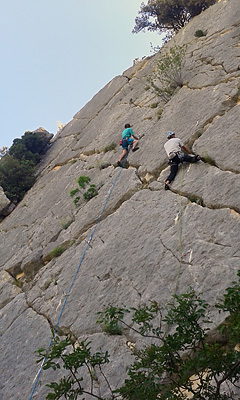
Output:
[164, 131, 200, 190]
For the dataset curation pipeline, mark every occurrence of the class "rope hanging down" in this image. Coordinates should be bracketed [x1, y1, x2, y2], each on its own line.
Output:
[29, 153, 130, 400]
[173, 164, 184, 298]
[164, 164, 184, 337]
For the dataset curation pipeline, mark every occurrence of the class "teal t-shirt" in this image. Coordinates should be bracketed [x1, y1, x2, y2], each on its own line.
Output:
[122, 128, 133, 139]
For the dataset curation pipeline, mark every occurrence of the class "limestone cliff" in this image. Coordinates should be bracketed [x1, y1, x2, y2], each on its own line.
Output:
[0, 0, 240, 398]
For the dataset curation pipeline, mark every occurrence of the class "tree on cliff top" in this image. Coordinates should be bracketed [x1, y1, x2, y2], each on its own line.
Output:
[0, 155, 36, 202]
[133, 0, 217, 36]
[9, 131, 45, 164]
[0, 131, 48, 202]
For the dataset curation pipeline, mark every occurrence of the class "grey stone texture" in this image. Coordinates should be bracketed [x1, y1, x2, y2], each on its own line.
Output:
[0, 0, 240, 398]
[0, 186, 10, 215]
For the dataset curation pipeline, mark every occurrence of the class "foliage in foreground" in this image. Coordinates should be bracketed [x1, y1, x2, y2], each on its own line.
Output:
[133, 0, 217, 39]
[149, 45, 187, 103]
[37, 270, 240, 399]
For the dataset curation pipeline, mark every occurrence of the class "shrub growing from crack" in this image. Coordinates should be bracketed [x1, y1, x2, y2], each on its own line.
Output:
[59, 217, 73, 230]
[188, 194, 203, 206]
[202, 153, 217, 166]
[78, 175, 91, 189]
[149, 45, 187, 103]
[102, 142, 116, 153]
[73, 196, 81, 205]
[150, 102, 159, 108]
[195, 29, 206, 37]
[12, 278, 22, 288]
[156, 108, 163, 120]
[69, 159, 77, 164]
[96, 160, 111, 170]
[69, 188, 79, 197]
[83, 184, 98, 201]
[49, 246, 65, 260]
[70, 175, 99, 205]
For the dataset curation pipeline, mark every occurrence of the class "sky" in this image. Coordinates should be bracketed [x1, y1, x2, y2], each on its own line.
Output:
[0, 0, 162, 149]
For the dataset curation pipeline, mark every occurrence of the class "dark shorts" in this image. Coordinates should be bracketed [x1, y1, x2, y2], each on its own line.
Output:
[122, 138, 134, 149]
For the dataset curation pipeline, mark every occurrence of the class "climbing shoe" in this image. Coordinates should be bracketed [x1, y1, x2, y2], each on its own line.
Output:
[165, 183, 170, 191]
[132, 147, 139, 152]
[117, 161, 122, 167]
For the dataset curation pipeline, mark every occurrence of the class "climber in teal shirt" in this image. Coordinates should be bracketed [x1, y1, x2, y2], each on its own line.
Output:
[117, 123, 139, 166]
[122, 127, 134, 139]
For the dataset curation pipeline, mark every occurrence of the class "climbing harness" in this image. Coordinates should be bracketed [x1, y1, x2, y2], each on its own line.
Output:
[119, 132, 144, 148]
[29, 150, 131, 399]
[168, 151, 185, 164]
[178, 151, 185, 162]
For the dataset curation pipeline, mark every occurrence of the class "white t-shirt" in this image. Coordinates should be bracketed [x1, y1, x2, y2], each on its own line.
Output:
[164, 137, 183, 159]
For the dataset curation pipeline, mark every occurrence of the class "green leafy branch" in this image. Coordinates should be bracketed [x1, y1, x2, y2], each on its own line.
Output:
[70, 175, 98, 205]
[37, 336, 110, 400]
[38, 270, 240, 399]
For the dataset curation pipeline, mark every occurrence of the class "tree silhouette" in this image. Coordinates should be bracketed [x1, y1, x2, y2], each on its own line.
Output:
[133, 0, 216, 38]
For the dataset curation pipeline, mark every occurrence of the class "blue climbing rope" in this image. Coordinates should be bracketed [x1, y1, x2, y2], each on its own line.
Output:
[164, 164, 184, 337]
[29, 151, 131, 399]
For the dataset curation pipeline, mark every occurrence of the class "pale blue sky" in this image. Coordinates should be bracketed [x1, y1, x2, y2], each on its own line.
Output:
[0, 0, 162, 149]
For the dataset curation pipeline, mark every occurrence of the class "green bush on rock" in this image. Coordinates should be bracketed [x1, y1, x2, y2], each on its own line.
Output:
[0, 131, 51, 202]
[149, 45, 187, 103]
[0, 155, 36, 202]
[70, 176, 99, 205]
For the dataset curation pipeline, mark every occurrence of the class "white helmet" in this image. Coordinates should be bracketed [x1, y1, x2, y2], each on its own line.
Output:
[166, 131, 175, 139]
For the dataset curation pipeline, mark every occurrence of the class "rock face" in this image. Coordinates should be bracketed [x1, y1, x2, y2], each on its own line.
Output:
[0, 187, 10, 215]
[0, 0, 240, 398]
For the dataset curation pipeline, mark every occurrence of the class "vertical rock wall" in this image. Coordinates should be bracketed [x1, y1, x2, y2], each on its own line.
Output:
[0, 0, 239, 398]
